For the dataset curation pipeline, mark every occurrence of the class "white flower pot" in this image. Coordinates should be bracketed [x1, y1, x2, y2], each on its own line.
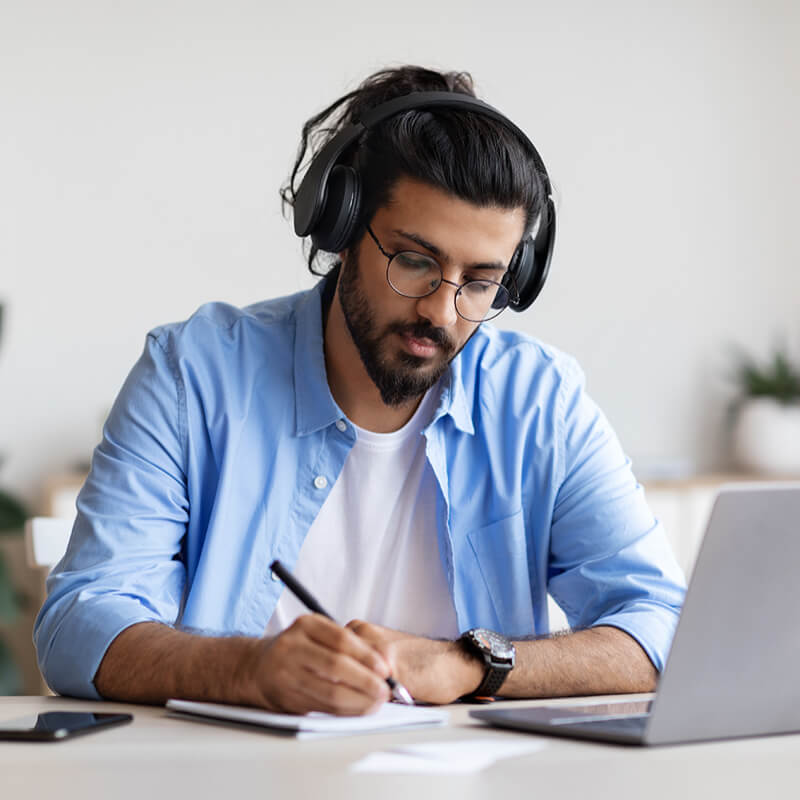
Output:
[733, 397, 800, 475]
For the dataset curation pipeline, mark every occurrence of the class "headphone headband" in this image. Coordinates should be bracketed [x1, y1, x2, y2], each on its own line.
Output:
[293, 90, 556, 311]
[295, 91, 551, 237]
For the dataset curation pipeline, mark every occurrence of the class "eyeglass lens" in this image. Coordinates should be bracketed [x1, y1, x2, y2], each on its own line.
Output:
[388, 252, 509, 322]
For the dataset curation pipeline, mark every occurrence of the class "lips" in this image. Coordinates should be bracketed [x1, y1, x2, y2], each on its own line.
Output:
[400, 332, 440, 359]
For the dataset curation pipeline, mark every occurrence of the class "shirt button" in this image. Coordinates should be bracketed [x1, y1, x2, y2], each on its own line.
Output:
[270, 570, 280, 581]
[313, 475, 328, 490]
[335, 419, 347, 432]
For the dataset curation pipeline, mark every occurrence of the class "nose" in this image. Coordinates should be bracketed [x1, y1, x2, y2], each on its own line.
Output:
[414, 279, 460, 329]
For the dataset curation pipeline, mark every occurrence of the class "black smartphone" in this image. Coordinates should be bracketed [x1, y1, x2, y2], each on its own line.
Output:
[0, 711, 133, 741]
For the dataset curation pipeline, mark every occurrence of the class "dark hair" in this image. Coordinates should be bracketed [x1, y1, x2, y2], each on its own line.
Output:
[280, 65, 546, 276]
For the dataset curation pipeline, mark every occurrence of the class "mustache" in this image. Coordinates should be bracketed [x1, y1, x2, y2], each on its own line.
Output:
[387, 321, 456, 353]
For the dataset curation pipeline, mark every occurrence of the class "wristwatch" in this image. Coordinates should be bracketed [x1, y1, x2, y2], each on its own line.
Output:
[458, 628, 516, 698]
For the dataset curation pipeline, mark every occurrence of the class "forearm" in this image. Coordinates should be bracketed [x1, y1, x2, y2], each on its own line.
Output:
[499, 626, 657, 698]
[349, 621, 657, 704]
[94, 622, 258, 706]
[94, 616, 393, 715]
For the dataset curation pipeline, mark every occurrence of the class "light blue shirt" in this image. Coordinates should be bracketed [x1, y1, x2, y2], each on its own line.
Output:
[35, 277, 686, 699]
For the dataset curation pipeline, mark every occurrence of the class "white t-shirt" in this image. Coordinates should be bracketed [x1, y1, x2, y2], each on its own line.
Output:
[264, 384, 459, 639]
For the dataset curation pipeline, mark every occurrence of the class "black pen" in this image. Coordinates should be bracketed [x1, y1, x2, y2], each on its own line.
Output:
[269, 559, 415, 706]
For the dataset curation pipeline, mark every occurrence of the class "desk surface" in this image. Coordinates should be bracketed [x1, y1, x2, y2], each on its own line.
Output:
[2, 695, 798, 800]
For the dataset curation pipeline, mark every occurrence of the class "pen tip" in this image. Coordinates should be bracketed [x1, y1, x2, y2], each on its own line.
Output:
[390, 680, 415, 706]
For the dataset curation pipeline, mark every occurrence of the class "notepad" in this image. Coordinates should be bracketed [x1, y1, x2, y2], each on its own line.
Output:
[166, 699, 449, 739]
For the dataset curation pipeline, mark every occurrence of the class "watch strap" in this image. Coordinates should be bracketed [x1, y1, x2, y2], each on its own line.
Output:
[473, 663, 511, 697]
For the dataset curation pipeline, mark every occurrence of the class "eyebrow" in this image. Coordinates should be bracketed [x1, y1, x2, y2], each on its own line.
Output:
[391, 228, 508, 273]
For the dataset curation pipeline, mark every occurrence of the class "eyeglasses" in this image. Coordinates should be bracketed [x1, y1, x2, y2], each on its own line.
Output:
[365, 225, 517, 323]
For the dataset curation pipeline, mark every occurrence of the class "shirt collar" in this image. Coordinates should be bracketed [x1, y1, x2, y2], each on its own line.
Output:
[293, 276, 476, 437]
[434, 348, 475, 435]
[293, 278, 344, 437]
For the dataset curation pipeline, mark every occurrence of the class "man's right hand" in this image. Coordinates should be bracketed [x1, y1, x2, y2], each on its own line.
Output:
[240, 614, 394, 715]
[94, 617, 394, 717]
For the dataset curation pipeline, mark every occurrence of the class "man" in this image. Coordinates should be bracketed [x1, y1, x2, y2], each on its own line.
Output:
[35, 66, 685, 716]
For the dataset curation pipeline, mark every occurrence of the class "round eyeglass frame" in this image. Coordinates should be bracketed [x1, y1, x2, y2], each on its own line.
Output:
[365, 225, 517, 323]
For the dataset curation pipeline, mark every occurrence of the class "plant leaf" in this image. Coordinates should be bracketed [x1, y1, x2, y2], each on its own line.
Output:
[0, 489, 28, 533]
[0, 555, 19, 623]
[0, 638, 22, 695]
[728, 342, 800, 403]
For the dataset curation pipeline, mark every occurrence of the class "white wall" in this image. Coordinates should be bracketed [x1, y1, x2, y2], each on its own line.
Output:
[1, 0, 799, 507]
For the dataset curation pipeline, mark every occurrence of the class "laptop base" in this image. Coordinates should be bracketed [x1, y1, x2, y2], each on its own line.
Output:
[470, 707, 649, 746]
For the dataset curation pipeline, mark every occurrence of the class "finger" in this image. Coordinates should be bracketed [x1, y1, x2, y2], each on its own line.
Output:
[345, 619, 398, 676]
[294, 666, 388, 716]
[377, 638, 398, 677]
[297, 615, 391, 677]
[268, 624, 390, 699]
[266, 666, 386, 716]
[258, 634, 389, 715]
[294, 636, 391, 700]
[272, 635, 390, 714]
[267, 677, 383, 716]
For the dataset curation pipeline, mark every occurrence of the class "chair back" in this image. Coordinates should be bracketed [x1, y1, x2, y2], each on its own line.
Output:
[24, 517, 74, 570]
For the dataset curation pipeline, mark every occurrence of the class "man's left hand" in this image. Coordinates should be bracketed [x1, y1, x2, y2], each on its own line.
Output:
[345, 620, 483, 705]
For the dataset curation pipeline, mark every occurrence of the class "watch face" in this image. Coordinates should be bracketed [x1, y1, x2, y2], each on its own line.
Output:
[470, 628, 515, 661]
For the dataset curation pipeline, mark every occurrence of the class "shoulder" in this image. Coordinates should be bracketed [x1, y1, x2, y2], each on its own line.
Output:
[145, 289, 310, 357]
[460, 324, 585, 404]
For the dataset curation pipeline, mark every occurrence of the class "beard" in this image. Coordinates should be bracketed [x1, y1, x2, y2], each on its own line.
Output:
[337, 248, 459, 407]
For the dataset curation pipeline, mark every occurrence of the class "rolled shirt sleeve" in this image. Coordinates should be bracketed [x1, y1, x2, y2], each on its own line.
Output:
[547, 360, 686, 671]
[34, 331, 189, 698]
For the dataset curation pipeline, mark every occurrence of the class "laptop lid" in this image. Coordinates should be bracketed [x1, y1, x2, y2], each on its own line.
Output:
[471, 484, 800, 746]
[645, 483, 800, 744]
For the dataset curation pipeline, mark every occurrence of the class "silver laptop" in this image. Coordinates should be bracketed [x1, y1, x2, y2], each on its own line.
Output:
[471, 484, 800, 745]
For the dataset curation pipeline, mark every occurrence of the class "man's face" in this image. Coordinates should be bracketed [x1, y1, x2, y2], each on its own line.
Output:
[337, 177, 526, 407]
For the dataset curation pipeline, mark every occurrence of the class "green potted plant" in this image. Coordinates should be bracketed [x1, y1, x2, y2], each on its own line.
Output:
[0, 490, 28, 694]
[730, 343, 800, 474]
[0, 300, 30, 693]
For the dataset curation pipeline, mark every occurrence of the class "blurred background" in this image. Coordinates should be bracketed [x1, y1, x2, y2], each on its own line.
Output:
[1, 0, 798, 691]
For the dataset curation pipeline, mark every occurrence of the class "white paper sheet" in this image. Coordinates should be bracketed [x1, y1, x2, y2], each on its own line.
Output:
[351, 737, 546, 774]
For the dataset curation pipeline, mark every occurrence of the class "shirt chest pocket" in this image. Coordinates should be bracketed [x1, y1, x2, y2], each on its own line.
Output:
[461, 509, 537, 637]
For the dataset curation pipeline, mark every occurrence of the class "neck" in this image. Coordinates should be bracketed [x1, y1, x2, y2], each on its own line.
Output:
[323, 283, 422, 433]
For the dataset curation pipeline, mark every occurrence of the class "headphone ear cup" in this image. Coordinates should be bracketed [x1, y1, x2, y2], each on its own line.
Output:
[509, 197, 556, 311]
[506, 237, 538, 310]
[310, 165, 361, 253]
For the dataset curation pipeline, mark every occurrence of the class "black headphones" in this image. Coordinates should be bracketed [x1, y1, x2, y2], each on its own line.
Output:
[293, 91, 556, 311]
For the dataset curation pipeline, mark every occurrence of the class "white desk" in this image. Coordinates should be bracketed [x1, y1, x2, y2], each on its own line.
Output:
[1, 695, 798, 799]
